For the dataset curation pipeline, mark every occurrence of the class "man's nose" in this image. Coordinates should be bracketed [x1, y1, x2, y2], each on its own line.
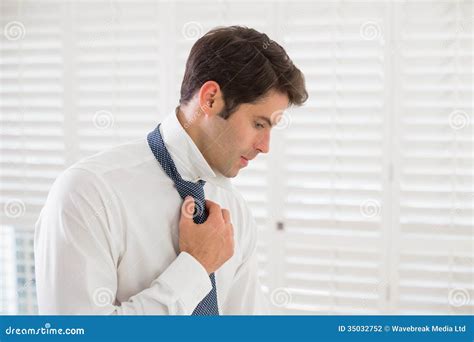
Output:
[255, 132, 270, 154]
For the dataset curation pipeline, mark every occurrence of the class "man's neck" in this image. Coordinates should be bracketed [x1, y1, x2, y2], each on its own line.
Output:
[176, 106, 207, 158]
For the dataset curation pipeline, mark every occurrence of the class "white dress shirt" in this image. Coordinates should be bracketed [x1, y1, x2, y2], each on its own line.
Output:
[34, 112, 269, 315]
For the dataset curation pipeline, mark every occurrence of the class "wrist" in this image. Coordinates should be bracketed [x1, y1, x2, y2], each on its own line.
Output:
[182, 250, 211, 275]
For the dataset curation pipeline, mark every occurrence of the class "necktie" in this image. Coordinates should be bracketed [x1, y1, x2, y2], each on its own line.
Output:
[147, 124, 219, 315]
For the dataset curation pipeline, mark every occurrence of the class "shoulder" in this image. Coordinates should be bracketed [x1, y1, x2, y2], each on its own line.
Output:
[70, 138, 154, 176]
[46, 138, 153, 212]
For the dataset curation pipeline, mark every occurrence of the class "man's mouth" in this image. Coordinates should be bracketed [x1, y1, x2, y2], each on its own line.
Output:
[240, 156, 249, 167]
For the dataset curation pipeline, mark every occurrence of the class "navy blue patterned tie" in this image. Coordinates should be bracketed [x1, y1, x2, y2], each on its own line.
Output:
[147, 124, 219, 315]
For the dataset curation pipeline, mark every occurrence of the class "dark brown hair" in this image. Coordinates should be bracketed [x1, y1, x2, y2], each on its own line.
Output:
[179, 26, 308, 118]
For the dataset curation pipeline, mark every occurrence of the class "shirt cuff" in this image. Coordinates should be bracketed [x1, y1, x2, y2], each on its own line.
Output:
[157, 251, 213, 314]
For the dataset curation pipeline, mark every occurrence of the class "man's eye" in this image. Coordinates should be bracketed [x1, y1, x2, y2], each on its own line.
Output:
[255, 122, 265, 129]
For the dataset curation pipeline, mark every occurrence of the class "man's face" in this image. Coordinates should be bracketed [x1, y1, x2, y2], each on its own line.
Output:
[200, 90, 289, 178]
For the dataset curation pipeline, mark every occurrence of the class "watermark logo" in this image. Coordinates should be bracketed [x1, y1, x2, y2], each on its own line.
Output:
[360, 21, 382, 41]
[4, 21, 25, 41]
[271, 110, 292, 130]
[182, 21, 203, 40]
[4, 199, 26, 218]
[449, 110, 470, 130]
[92, 287, 114, 307]
[448, 288, 470, 307]
[181, 196, 204, 220]
[360, 199, 381, 219]
[93, 110, 114, 130]
[270, 287, 292, 308]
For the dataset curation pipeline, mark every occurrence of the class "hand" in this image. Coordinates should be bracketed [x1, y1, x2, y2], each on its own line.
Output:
[178, 196, 235, 274]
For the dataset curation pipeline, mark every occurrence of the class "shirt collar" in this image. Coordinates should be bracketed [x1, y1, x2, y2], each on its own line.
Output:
[160, 109, 232, 190]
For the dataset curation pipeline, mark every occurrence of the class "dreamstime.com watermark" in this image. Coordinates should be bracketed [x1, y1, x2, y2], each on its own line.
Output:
[4, 322, 85, 336]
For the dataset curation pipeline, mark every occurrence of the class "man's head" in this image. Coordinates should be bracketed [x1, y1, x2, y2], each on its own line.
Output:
[178, 26, 308, 178]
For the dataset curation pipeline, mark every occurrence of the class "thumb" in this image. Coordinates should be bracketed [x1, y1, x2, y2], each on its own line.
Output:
[181, 196, 196, 222]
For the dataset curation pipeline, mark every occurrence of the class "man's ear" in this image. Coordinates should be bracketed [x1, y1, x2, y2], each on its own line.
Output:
[198, 81, 224, 117]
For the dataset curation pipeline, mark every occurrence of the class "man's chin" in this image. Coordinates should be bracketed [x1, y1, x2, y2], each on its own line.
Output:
[219, 166, 240, 178]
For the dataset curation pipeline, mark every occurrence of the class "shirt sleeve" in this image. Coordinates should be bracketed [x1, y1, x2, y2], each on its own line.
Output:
[34, 167, 212, 315]
[221, 195, 271, 315]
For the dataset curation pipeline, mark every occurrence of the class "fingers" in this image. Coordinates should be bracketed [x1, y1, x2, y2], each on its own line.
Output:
[205, 199, 222, 218]
[222, 208, 231, 224]
[221, 209, 234, 240]
[197, 200, 233, 229]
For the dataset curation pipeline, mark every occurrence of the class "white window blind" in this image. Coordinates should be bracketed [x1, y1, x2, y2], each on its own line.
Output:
[1, 0, 65, 226]
[0, 0, 472, 315]
[74, 1, 163, 158]
[393, 0, 473, 314]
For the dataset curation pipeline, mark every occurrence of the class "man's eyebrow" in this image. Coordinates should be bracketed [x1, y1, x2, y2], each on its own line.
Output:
[255, 115, 273, 127]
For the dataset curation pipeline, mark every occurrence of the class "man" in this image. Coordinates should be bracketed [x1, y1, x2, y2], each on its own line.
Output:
[34, 26, 308, 315]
